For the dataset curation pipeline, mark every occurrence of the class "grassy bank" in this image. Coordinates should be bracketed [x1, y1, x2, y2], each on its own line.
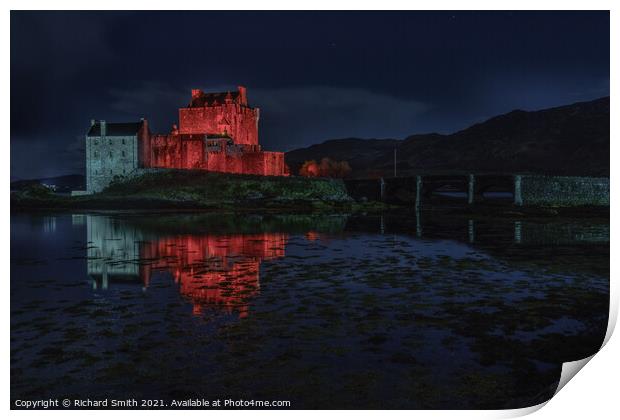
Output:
[12, 170, 607, 217]
[11, 170, 380, 212]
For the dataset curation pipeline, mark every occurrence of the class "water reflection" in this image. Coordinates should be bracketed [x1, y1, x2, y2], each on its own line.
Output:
[84, 212, 609, 319]
[43, 216, 56, 233]
[10, 211, 609, 409]
[394, 210, 609, 246]
[87, 216, 288, 317]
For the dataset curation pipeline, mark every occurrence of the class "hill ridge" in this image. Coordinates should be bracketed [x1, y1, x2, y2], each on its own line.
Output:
[285, 96, 610, 177]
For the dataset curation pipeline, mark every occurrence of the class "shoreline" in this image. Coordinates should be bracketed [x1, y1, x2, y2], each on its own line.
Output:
[10, 199, 609, 220]
[10, 170, 609, 219]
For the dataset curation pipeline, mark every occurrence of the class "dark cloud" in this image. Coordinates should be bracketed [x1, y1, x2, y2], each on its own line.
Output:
[252, 87, 429, 150]
[10, 11, 609, 179]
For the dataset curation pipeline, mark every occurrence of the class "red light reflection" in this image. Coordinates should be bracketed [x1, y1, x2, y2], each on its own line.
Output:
[140, 233, 287, 317]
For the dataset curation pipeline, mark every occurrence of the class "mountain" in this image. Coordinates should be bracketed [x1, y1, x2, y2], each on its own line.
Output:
[10, 174, 85, 193]
[285, 97, 610, 177]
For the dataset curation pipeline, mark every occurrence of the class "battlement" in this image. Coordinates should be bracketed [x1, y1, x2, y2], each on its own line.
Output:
[188, 86, 249, 108]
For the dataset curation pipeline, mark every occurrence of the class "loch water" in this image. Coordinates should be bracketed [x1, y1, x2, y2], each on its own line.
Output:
[10, 211, 609, 409]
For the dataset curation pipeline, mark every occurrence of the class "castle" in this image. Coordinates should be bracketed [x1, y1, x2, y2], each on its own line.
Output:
[84, 86, 288, 193]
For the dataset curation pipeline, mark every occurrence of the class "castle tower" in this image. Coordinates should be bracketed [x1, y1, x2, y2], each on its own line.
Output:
[84, 119, 150, 193]
[178, 86, 259, 146]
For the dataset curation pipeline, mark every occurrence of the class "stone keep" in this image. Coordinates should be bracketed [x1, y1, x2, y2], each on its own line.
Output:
[85, 119, 150, 193]
[178, 86, 259, 145]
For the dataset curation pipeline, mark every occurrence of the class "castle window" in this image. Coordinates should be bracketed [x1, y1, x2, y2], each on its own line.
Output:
[110, 170, 112, 175]
[122, 139, 126, 145]
[94, 139, 98, 145]
[109, 139, 112, 145]
[109, 151, 113, 158]
[94, 151, 99, 158]
[122, 150, 126, 157]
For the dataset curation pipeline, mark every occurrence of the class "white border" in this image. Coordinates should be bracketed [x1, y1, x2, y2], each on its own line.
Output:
[3, 2, 617, 419]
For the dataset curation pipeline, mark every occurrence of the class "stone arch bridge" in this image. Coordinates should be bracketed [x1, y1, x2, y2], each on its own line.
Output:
[344, 174, 609, 208]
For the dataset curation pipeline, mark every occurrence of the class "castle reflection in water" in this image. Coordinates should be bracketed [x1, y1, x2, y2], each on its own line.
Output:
[83, 211, 609, 319]
[86, 215, 288, 317]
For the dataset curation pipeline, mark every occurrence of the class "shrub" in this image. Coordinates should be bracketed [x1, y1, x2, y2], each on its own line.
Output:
[299, 158, 352, 178]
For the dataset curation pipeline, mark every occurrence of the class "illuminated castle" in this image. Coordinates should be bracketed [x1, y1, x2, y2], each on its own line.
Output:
[85, 86, 289, 193]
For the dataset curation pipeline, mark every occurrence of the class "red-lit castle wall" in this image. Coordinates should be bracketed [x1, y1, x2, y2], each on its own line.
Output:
[142, 86, 288, 176]
[178, 89, 259, 146]
[149, 134, 205, 169]
[178, 104, 259, 145]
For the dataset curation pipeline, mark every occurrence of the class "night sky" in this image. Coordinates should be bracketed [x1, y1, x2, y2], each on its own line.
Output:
[11, 11, 609, 179]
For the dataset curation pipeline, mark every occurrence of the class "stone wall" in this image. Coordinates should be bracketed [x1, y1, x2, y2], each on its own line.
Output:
[149, 134, 205, 169]
[86, 134, 139, 193]
[203, 149, 286, 176]
[178, 103, 259, 145]
[147, 133, 288, 177]
[518, 175, 609, 206]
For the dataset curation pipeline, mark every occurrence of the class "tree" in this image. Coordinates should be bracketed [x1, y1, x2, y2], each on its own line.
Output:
[299, 158, 352, 178]
[333, 160, 352, 178]
[299, 160, 320, 177]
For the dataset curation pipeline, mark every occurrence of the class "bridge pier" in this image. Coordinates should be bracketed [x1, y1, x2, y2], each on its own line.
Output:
[415, 175, 423, 210]
[415, 208, 422, 237]
[468, 174, 475, 205]
[514, 175, 523, 206]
